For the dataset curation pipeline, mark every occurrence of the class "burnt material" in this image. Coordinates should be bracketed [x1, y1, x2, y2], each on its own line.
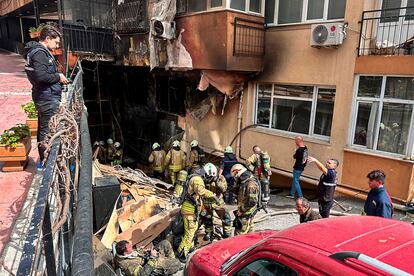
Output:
[115, 0, 149, 34]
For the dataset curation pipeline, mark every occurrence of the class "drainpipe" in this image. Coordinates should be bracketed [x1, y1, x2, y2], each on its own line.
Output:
[236, 89, 244, 157]
[19, 16, 24, 43]
[33, 0, 40, 26]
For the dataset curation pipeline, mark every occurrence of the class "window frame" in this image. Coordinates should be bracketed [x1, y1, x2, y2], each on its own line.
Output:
[254, 83, 335, 140]
[177, 0, 265, 16]
[378, 0, 414, 24]
[266, 0, 346, 26]
[350, 75, 414, 158]
[226, 0, 265, 16]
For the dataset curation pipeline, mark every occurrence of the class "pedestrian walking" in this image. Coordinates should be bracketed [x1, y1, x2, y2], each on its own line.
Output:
[24, 26, 69, 166]
[288, 136, 308, 198]
[364, 170, 393, 218]
[308, 156, 339, 218]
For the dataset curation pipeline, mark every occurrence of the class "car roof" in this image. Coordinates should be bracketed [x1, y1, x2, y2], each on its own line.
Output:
[269, 216, 414, 273]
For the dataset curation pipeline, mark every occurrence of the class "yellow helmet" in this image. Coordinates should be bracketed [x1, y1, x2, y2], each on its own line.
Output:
[190, 140, 198, 148]
[177, 170, 188, 183]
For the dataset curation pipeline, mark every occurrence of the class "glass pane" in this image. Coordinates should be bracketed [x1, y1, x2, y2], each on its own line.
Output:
[377, 103, 412, 154]
[211, 0, 223, 8]
[384, 77, 414, 100]
[230, 0, 246, 11]
[256, 85, 272, 126]
[188, 0, 207, 12]
[236, 258, 298, 276]
[177, 0, 187, 13]
[353, 102, 376, 147]
[307, 0, 324, 20]
[250, 0, 261, 13]
[406, 0, 414, 20]
[265, 0, 276, 23]
[272, 99, 312, 134]
[274, 85, 313, 98]
[278, 0, 303, 24]
[314, 88, 335, 136]
[380, 0, 402, 23]
[357, 76, 382, 98]
[327, 0, 346, 20]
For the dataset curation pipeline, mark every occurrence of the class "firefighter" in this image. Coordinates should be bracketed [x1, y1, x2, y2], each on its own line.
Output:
[187, 140, 206, 174]
[173, 170, 188, 204]
[245, 145, 271, 208]
[164, 140, 186, 185]
[203, 165, 232, 241]
[113, 142, 123, 166]
[106, 138, 116, 164]
[176, 163, 220, 262]
[148, 142, 166, 180]
[231, 164, 260, 235]
[219, 146, 238, 204]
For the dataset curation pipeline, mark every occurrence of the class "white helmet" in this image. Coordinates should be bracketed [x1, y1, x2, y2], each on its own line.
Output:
[190, 140, 198, 148]
[114, 142, 121, 148]
[172, 140, 180, 147]
[224, 146, 233, 154]
[107, 138, 114, 145]
[152, 142, 160, 150]
[230, 164, 247, 179]
[93, 141, 99, 146]
[99, 140, 105, 146]
[203, 163, 218, 182]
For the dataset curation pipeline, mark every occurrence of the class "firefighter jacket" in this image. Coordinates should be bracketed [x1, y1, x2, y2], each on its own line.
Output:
[181, 175, 215, 216]
[187, 147, 206, 169]
[204, 175, 228, 208]
[148, 149, 166, 172]
[245, 152, 272, 179]
[237, 177, 260, 217]
[164, 149, 186, 172]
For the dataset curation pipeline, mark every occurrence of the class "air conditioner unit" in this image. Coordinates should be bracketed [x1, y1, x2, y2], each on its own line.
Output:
[310, 23, 344, 47]
[151, 20, 176, 40]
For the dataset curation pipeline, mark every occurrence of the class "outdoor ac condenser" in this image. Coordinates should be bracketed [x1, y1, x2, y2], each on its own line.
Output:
[310, 23, 345, 47]
[151, 20, 176, 40]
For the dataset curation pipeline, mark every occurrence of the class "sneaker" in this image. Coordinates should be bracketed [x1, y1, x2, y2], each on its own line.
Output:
[37, 161, 44, 171]
[285, 194, 295, 199]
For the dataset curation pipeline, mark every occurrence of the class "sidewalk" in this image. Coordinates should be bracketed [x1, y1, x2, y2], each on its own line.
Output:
[0, 48, 39, 261]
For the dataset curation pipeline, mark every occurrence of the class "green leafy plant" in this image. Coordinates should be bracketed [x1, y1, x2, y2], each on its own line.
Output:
[21, 101, 38, 119]
[0, 124, 30, 148]
[28, 27, 38, 33]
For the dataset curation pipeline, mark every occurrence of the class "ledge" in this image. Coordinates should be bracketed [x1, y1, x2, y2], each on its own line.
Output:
[344, 147, 414, 164]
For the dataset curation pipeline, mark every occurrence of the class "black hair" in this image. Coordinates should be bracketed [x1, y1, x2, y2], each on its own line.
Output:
[330, 159, 339, 167]
[367, 170, 386, 184]
[115, 240, 129, 255]
[39, 27, 62, 41]
[252, 145, 260, 151]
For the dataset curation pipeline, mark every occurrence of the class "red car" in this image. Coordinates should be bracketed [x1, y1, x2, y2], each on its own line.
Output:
[185, 216, 414, 275]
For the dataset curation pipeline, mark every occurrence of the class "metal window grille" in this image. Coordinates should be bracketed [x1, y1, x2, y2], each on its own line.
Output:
[233, 17, 265, 57]
[115, 0, 149, 34]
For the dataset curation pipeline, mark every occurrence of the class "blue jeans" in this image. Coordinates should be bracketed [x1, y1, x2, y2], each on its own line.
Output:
[290, 169, 303, 198]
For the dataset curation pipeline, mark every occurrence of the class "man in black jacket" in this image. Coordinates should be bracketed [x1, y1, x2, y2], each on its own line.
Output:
[24, 27, 68, 166]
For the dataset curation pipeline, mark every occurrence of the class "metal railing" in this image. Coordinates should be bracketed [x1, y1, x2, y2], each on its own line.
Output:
[233, 17, 265, 57]
[358, 6, 414, 56]
[63, 23, 114, 54]
[16, 66, 94, 276]
[115, 0, 149, 34]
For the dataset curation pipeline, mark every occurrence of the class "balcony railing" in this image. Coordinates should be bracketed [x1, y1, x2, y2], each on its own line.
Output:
[115, 0, 149, 34]
[233, 17, 265, 57]
[63, 24, 114, 54]
[358, 6, 414, 56]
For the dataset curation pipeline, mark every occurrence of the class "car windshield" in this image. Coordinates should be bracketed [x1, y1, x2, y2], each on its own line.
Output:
[221, 242, 263, 273]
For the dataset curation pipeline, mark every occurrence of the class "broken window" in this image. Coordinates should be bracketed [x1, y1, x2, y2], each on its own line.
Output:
[352, 75, 414, 156]
[255, 84, 336, 138]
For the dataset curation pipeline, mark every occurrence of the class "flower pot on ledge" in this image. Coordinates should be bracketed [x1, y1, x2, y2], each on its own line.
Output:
[26, 118, 38, 138]
[29, 31, 40, 39]
[0, 137, 31, 172]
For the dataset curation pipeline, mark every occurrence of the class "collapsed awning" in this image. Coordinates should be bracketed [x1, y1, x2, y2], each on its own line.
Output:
[197, 70, 248, 98]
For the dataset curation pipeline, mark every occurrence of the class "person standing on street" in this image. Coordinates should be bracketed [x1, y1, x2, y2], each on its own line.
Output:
[24, 26, 69, 166]
[186, 140, 206, 174]
[219, 146, 238, 204]
[288, 136, 308, 198]
[164, 140, 186, 185]
[296, 197, 321, 223]
[307, 156, 339, 218]
[364, 170, 393, 218]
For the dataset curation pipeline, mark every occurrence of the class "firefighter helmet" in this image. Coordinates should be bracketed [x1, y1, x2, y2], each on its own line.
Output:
[107, 138, 114, 145]
[172, 140, 180, 147]
[224, 146, 233, 154]
[230, 164, 247, 179]
[190, 140, 198, 148]
[152, 142, 160, 150]
[203, 163, 218, 182]
[114, 142, 121, 148]
[177, 170, 188, 183]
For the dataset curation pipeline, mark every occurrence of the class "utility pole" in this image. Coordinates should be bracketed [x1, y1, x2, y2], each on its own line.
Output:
[33, 0, 40, 26]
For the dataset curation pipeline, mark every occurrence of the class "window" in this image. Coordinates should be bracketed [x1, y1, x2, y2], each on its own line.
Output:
[381, 0, 402, 22]
[352, 76, 414, 156]
[211, 0, 223, 8]
[229, 0, 263, 13]
[265, 0, 346, 25]
[188, 0, 207, 12]
[255, 84, 336, 138]
[236, 258, 298, 276]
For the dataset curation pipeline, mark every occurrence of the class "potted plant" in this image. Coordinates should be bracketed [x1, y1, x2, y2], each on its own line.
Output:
[29, 26, 40, 38]
[0, 124, 31, 172]
[21, 101, 38, 138]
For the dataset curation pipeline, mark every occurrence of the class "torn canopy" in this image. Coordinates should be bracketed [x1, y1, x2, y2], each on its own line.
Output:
[197, 70, 248, 97]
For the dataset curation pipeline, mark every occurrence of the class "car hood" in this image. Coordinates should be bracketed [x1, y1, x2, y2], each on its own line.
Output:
[190, 230, 277, 271]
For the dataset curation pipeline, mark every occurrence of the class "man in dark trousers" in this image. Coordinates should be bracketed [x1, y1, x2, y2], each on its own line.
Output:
[24, 26, 69, 167]
[288, 136, 308, 198]
[308, 156, 338, 218]
[364, 170, 393, 218]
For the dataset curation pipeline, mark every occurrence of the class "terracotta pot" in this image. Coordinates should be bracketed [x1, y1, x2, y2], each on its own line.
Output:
[0, 137, 31, 172]
[29, 31, 40, 39]
[26, 118, 38, 138]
